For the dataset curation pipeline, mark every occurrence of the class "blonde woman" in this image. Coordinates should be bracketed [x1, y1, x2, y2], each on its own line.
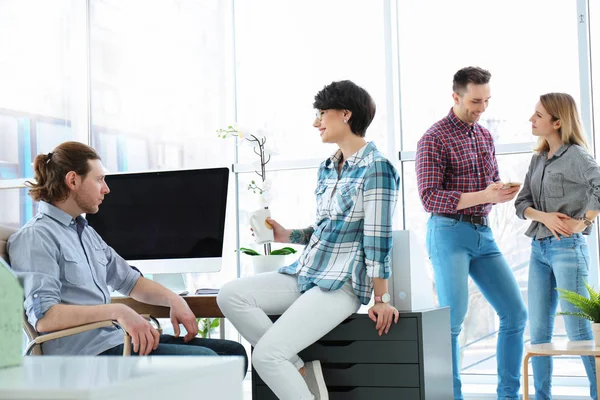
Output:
[515, 93, 600, 399]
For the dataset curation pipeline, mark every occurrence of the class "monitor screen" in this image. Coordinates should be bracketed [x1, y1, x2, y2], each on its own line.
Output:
[86, 167, 229, 274]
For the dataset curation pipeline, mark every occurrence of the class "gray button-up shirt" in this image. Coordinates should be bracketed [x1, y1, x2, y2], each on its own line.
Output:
[515, 144, 600, 239]
[7, 201, 140, 355]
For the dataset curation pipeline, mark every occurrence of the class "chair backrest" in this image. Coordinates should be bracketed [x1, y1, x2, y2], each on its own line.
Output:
[0, 225, 42, 355]
[0, 224, 17, 264]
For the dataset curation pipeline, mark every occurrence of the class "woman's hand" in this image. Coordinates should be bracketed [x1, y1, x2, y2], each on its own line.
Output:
[265, 218, 290, 242]
[540, 212, 573, 239]
[562, 218, 587, 234]
[250, 217, 290, 243]
[368, 303, 399, 336]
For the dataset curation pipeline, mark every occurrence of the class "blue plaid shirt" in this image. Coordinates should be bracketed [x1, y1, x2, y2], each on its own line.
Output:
[280, 142, 400, 305]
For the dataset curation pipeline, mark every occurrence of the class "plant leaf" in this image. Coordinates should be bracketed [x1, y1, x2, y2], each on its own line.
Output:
[237, 247, 260, 256]
[557, 285, 600, 323]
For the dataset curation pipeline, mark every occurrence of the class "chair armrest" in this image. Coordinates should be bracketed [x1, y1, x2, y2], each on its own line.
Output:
[28, 314, 160, 356]
[34, 320, 123, 345]
[141, 314, 162, 334]
[35, 314, 160, 345]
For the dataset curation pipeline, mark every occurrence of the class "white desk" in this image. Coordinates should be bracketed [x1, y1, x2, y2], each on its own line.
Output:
[0, 356, 244, 400]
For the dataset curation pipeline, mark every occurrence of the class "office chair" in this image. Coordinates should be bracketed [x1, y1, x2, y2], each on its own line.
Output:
[0, 224, 159, 356]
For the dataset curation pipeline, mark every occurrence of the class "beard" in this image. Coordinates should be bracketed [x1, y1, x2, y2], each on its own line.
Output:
[74, 192, 99, 215]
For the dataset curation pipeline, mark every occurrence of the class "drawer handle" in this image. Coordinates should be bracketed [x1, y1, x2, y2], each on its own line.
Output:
[318, 341, 354, 347]
[324, 363, 357, 370]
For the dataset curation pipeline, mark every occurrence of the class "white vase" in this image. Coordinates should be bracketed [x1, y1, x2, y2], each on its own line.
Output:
[251, 255, 287, 274]
[592, 323, 600, 346]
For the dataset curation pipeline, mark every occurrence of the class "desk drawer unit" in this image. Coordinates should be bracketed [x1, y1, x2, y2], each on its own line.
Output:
[251, 308, 452, 400]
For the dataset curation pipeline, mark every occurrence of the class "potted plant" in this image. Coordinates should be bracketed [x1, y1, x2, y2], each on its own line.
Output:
[217, 125, 278, 256]
[197, 317, 220, 338]
[557, 281, 600, 345]
[238, 247, 298, 274]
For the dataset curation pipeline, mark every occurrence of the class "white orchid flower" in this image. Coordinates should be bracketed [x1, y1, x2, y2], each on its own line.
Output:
[260, 191, 274, 207]
[262, 178, 273, 192]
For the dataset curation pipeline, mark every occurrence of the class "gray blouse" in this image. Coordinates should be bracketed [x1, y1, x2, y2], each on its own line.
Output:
[515, 144, 600, 239]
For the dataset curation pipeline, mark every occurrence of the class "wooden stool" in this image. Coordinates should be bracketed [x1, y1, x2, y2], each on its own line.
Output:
[523, 340, 600, 399]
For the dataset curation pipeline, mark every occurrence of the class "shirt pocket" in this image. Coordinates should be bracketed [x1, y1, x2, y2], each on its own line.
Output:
[93, 242, 109, 266]
[315, 184, 328, 215]
[62, 251, 86, 286]
[333, 185, 358, 215]
[546, 173, 564, 198]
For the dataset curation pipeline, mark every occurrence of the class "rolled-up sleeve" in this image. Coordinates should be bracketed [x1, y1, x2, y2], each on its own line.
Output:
[363, 160, 399, 279]
[105, 244, 140, 296]
[515, 157, 535, 219]
[583, 160, 600, 212]
[416, 133, 461, 213]
[7, 228, 61, 330]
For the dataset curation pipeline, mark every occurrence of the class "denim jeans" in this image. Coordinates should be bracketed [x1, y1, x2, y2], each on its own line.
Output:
[426, 215, 528, 400]
[99, 334, 248, 375]
[529, 233, 597, 400]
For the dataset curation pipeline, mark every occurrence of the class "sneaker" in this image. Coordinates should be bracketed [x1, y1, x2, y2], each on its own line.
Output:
[303, 360, 329, 400]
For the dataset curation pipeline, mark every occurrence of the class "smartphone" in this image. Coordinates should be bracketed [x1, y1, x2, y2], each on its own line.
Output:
[502, 182, 521, 189]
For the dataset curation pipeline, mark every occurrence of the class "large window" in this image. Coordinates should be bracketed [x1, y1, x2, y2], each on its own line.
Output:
[0, 0, 88, 228]
[398, 0, 587, 382]
[234, 0, 395, 163]
[89, 0, 235, 173]
[397, 0, 580, 151]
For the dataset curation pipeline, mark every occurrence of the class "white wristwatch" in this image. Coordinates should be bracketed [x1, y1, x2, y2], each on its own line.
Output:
[374, 293, 391, 304]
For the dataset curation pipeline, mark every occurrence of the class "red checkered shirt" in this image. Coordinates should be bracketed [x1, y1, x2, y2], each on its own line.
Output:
[415, 108, 499, 216]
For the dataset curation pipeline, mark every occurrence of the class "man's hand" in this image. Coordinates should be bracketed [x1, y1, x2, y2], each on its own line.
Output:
[540, 212, 574, 239]
[483, 182, 520, 204]
[169, 297, 198, 342]
[368, 303, 400, 336]
[116, 305, 160, 355]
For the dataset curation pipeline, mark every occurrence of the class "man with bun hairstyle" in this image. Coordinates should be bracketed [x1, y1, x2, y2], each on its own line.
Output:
[8, 141, 247, 367]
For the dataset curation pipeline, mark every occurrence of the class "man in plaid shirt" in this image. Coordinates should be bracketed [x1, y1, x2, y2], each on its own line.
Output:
[415, 67, 527, 400]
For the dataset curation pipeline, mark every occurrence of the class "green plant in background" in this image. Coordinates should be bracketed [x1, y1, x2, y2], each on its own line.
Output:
[238, 247, 298, 256]
[197, 317, 220, 338]
[556, 281, 600, 323]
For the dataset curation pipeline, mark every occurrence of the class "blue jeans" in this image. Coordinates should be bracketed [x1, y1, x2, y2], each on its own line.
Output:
[99, 334, 248, 375]
[426, 216, 528, 400]
[529, 233, 597, 400]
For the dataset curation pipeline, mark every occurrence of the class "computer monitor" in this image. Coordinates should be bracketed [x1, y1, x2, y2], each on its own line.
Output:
[86, 167, 229, 278]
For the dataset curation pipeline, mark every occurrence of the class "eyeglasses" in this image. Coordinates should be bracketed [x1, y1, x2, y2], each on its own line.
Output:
[315, 110, 325, 121]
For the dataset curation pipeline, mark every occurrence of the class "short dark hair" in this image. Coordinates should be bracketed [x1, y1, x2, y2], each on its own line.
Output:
[313, 80, 376, 137]
[27, 141, 101, 203]
[453, 66, 491, 94]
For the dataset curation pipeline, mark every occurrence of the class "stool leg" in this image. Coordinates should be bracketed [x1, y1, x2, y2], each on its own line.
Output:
[594, 356, 600, 400]
[523, 353, 532, 400]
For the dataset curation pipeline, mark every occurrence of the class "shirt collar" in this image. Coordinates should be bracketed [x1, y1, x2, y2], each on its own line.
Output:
[38, 201, 87, 228]
[545, 143, 571, 159]
[447, 108, 477, 135]
[324, 142, 377, 169]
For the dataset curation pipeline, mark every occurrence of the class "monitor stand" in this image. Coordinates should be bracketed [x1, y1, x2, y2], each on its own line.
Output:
[150, 273, 188, 295]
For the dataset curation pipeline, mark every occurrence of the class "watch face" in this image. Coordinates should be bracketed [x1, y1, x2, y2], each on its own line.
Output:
[382, 293, 391, 303]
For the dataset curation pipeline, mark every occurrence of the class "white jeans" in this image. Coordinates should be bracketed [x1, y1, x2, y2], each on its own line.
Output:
[217, 271, 361, 400]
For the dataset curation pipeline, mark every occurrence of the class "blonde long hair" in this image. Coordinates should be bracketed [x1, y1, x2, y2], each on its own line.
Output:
[534, 92, 590, 153]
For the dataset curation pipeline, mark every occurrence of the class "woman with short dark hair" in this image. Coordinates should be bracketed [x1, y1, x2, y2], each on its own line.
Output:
[218, 80, 400, 400]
